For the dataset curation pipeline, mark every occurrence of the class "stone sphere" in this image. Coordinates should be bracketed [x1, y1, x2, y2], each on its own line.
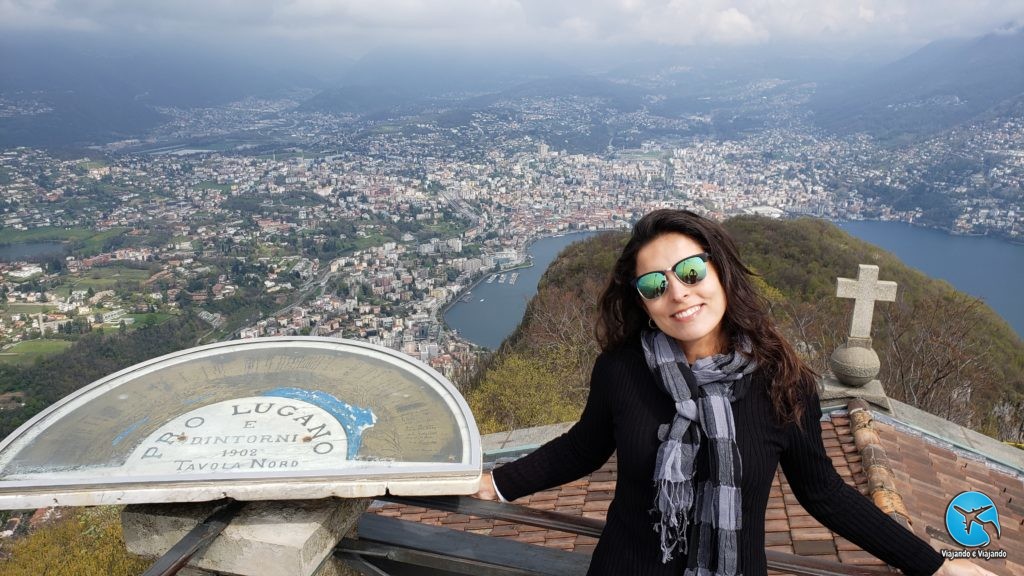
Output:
[829, 344, 880, 387]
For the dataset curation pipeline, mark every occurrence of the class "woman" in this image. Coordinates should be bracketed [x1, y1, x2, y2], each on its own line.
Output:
[476, 209, 993, 576]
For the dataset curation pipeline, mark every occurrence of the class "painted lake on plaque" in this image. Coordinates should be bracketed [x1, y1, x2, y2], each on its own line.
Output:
[839, 220, 1023, 338]
[444, 231, 599, 350]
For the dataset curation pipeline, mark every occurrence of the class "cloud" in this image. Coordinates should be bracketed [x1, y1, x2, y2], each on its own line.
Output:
[1, 0, 1021, 53]
[858, 3, 876, 23]
[0, 0, 101, 31]
[708, 8, 769, 44]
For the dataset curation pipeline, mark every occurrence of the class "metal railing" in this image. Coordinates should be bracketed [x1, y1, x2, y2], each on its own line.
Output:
[377, 495, 897, 576]
[141, 499, 245, 576]
[142, 494, 897, 576]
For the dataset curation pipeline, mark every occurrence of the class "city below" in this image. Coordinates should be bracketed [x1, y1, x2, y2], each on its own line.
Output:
[0, 49, 1022, 386]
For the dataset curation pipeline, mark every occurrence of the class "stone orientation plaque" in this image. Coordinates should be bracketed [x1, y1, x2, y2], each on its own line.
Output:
[0, 337, 482, 508]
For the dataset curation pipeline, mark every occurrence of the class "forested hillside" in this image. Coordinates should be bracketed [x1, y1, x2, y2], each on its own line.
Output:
[467, 217, 1024, 442]
[0, 316, 205, 439]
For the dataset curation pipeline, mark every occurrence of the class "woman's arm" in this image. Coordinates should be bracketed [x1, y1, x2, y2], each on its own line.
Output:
[780, 390, 948, 576]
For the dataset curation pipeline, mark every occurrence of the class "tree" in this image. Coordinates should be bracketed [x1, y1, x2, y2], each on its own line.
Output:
[468, 351, 584, 434]
[47, 257, 65, 274]
[772, 297, 845, 372]
[880, 292, 999, 428]
[516, 286, 601, 389]
[987, 393, 1024, 443]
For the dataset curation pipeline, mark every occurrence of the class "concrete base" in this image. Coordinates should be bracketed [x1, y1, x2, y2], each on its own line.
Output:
[313, 556, 363, 576]
[122, 498, 370, 576]
[819, 374, 892, 413]
[175, 556, 359, 576]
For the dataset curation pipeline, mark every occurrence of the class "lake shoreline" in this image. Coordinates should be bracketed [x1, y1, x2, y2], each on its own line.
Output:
[442, 230, 603, 349]
[822, 216, 1024, 245]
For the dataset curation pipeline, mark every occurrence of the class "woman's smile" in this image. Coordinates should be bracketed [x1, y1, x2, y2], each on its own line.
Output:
[670, 304, 703, 320]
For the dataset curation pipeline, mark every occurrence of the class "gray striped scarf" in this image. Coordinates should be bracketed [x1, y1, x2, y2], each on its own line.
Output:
[641, 330, 757, 575]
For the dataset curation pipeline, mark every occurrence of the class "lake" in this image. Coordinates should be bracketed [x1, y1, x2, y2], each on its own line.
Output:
[838, 221, 1023, 338]
[443, 232, 598, 349]
[0, 242, 65, 262]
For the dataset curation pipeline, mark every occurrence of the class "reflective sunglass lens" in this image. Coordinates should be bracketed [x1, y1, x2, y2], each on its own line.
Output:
[636, 273, 666, 300]
[674, 256, 707, 285]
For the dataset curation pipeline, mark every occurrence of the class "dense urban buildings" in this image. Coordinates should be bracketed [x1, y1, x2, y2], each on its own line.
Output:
[0, 90, 1021, 381]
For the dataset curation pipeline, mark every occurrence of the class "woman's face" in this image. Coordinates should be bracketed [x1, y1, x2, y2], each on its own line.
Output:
[635, 232, 727, 363]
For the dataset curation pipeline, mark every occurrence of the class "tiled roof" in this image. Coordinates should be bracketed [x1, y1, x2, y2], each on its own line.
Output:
[372, 405, 1024, 574]
[869, 418, 1023, 575]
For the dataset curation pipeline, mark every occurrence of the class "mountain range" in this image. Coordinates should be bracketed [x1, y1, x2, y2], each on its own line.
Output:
[1, 27, 1022, 148]
[810, 24, 1024, 141]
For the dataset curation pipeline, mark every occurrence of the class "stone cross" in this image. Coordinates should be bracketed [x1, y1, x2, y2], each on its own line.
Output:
[836, 264, 897, 341]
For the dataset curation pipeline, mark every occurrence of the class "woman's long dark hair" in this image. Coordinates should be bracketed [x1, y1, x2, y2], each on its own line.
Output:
[596, 209, 815, 425]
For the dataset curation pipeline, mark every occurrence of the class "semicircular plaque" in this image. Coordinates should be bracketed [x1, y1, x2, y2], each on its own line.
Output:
[0, 337, 482, 508]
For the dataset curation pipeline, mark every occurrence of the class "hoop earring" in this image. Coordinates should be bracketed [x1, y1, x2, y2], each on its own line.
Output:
[648, 317, 657, 330]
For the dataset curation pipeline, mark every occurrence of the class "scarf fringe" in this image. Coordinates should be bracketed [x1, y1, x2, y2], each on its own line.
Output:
[654, 478, 691, 563]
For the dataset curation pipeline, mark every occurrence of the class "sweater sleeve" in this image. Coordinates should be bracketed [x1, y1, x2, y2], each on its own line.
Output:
[491, 351, 618, 502]
[780, 390, 945, 576]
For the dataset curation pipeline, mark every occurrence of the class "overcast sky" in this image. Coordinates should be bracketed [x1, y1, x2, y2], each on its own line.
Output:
[3, 0, 1023, 62]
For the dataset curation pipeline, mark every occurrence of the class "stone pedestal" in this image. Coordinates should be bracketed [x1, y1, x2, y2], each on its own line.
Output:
[122, 498, 370, 576]
[829, 336, 880, 388]
[819, 373, 892, 413]
[826, 333, 893, 412]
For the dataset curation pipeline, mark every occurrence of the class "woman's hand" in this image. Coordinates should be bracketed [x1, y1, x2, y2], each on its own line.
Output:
[934, 559, 999, 575]
[474, 471, 498, 501]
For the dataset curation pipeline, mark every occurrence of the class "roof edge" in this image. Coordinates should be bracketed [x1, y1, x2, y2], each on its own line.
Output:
[876, 398, 1024, 475]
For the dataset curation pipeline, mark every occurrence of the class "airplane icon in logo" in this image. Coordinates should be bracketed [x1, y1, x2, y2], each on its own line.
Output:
[945, 491, 1001, 547]
[952, 504, 1001, 540]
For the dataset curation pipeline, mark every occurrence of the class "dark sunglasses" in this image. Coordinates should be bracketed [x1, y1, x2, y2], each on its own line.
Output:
[633, 252, 710, 300]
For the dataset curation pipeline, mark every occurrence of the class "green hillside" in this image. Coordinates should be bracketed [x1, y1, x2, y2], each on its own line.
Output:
[468, 217, 1024, 442]
[0, 507, 148, 576]
[0, 315, 204, 439]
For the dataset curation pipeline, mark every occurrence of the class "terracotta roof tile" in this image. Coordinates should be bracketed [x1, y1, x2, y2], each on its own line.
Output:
[764, 531, 793, 546]
[371, 456, 619, 553]
[793, 539, 837, 556]
[838, 549, 887, 565]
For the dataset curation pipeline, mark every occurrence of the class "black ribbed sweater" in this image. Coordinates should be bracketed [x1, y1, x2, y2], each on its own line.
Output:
[492, 343, 945, 576]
